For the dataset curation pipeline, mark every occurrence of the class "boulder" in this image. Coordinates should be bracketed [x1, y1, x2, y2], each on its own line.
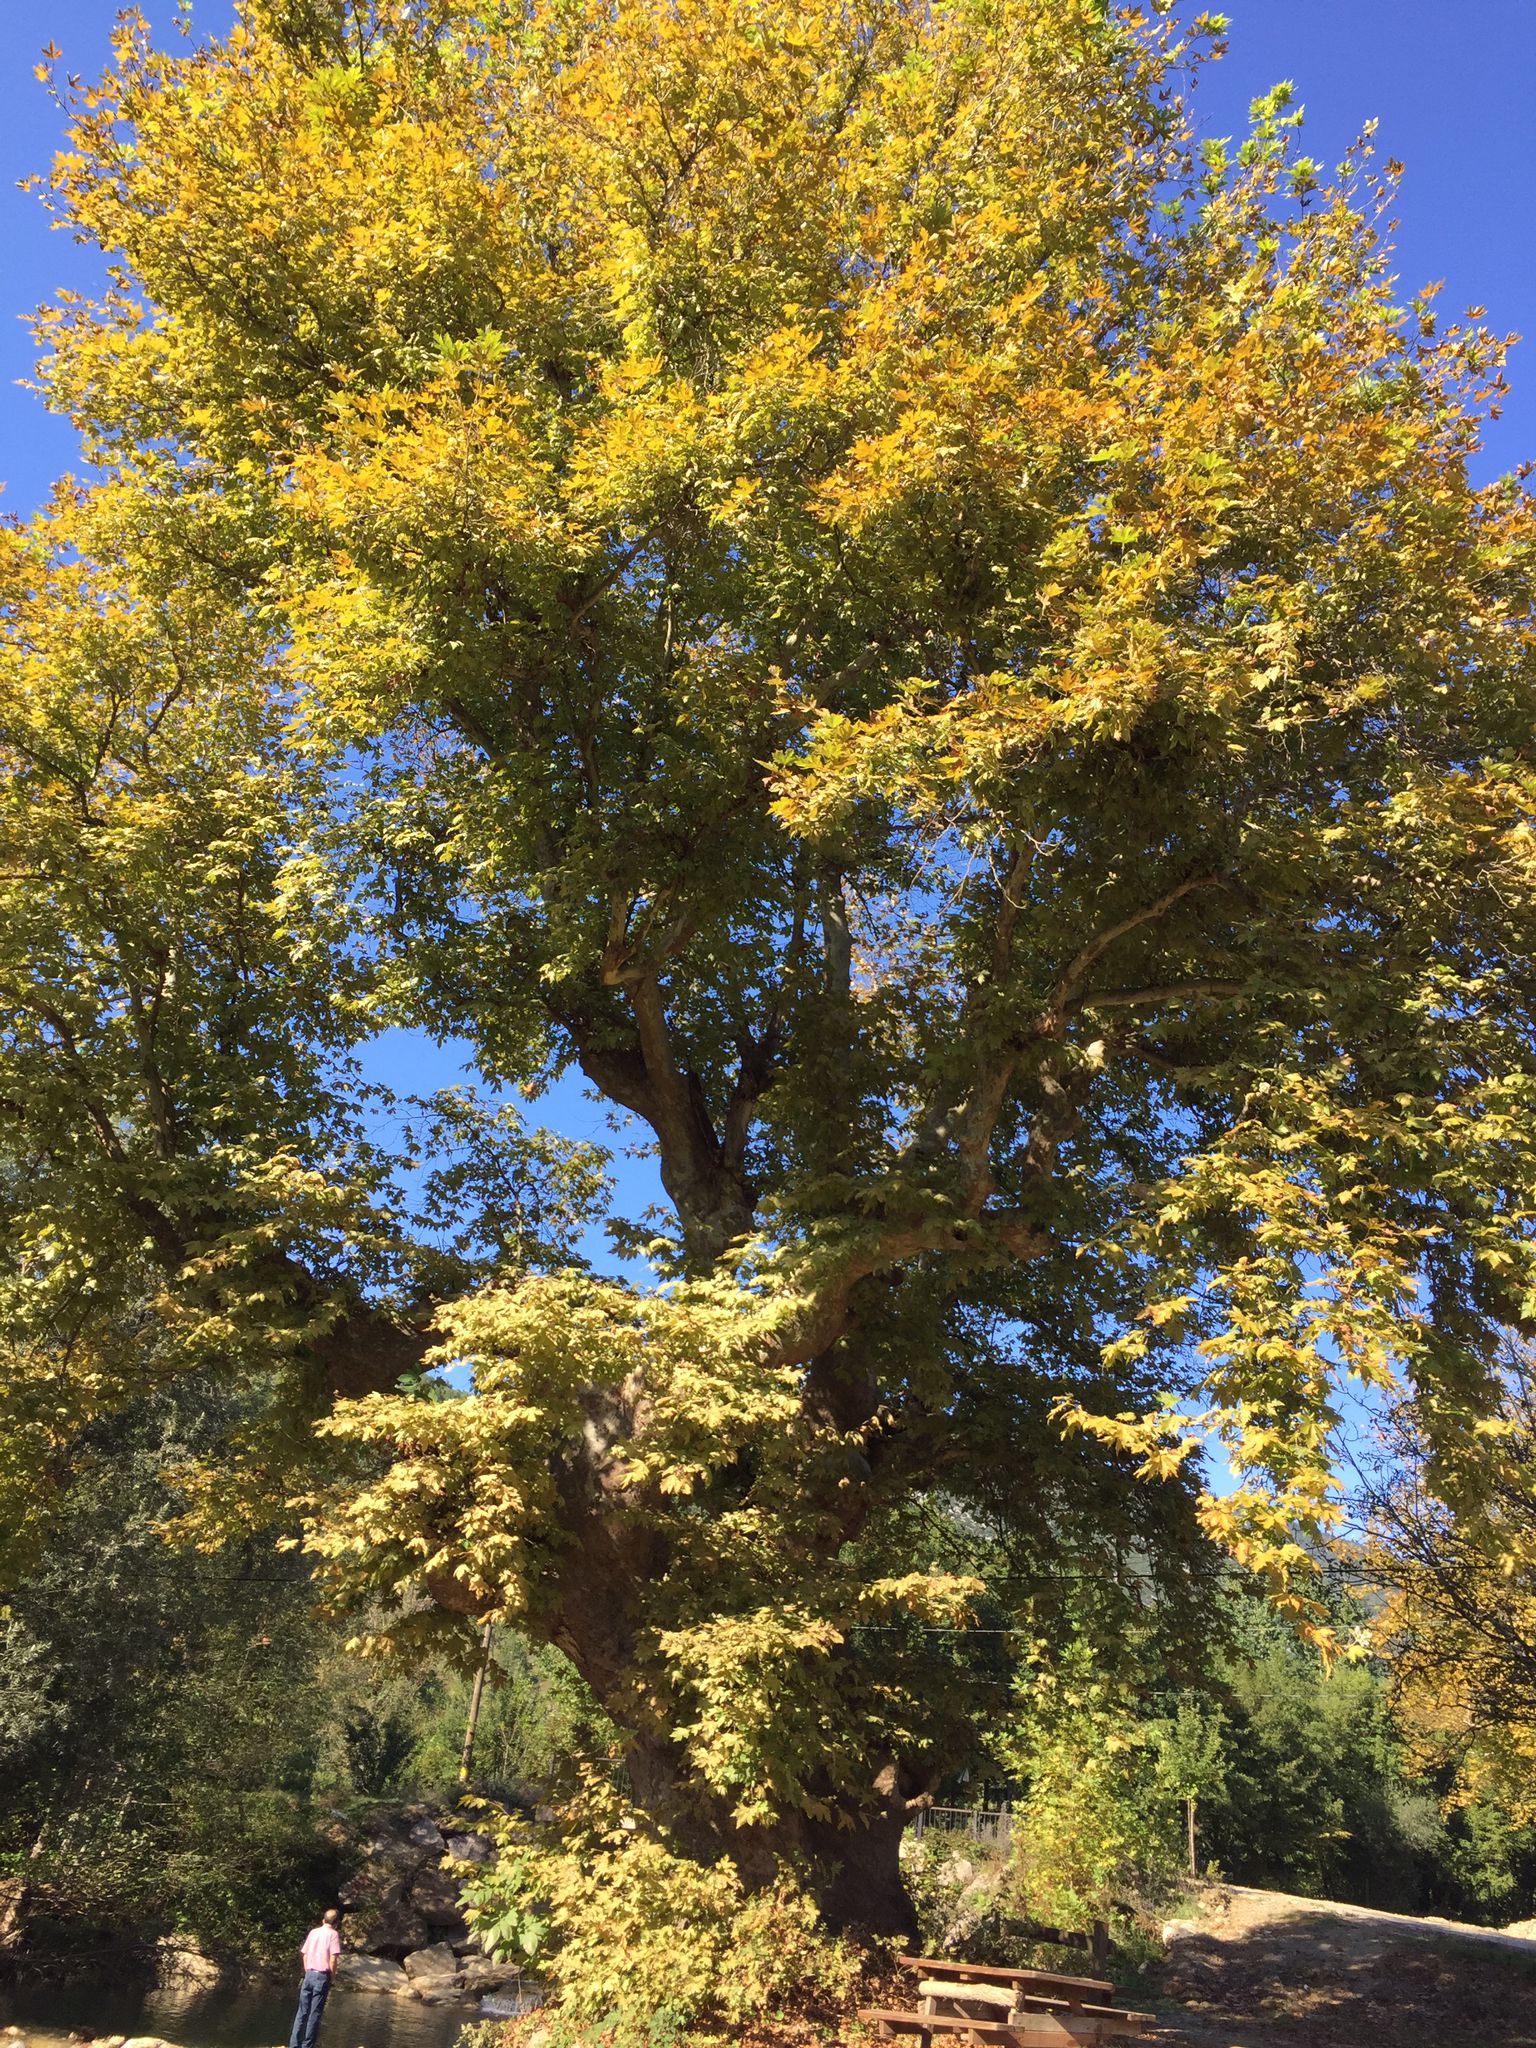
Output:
[444, 1833, 494, 1865]
[121, 2037, 180, 2048]
[363, 1837, 428, 1873]
[411, 1863, 470, 1936]
[364, 1812, 444, 1871]
[335, 1954, 411, 1997]
[402, 1941, 461, 1987]
[459, 1959, 527, 1996]
[361, 1884, 431, 1959]
[400, 1813, 448, 1857]
[339, 1857, 400, 1908]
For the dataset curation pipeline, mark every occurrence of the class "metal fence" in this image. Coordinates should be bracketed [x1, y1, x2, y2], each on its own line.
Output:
[910, 1804, 1014, 1845]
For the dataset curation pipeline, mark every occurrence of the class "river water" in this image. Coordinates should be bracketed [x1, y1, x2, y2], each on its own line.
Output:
[0, 1975, 536, 2048]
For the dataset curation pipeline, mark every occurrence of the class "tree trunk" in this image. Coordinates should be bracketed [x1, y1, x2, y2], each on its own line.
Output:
[0, 1877, 26, 1952]
[459, 1620, 495, 1785]
[804, 1768, 919, 1937]
[574, 1676, 919, 1936]
[430, 1249, 926, 1938]
[438, 1532, 926, 1935]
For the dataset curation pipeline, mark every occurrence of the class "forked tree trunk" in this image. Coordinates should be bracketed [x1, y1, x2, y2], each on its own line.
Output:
[528, 1183, 925, 1936]
[621, 1730, 919, 1937]
[570, 1627, 921, 1938]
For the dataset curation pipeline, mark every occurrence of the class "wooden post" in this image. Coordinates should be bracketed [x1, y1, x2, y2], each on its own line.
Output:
[1090, 1919, 1109, 1974]
[459, 1620, 495, 1785]
[1185, 1795, 1197, 1877]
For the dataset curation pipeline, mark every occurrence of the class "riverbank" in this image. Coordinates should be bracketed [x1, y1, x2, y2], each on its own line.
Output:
[0, 1976, 522, 2048]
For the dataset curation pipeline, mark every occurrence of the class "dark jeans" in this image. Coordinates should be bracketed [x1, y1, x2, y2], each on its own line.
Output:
[289, 1968, 333, 2048]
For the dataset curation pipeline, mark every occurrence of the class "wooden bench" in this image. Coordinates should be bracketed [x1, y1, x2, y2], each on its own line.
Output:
[859, 2015, 1143, 2047]
[857, 1952, 1152, 2048]
[899, 1957, 1116, 2011]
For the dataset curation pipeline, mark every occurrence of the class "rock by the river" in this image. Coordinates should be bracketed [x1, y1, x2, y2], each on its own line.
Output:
[402, 1941, 460, 1987]
[361, 1882, 432, 1959]
[339, 1858, 397, 1908]
[335, 1802, 502, 1979]
[444, 1833, 494, 1865]
[335, 1953, 412, 1996]
[411, 1864, 470, 1939]
[459, 1959, 524, 1996]
[152, 1938, 226, 1989]
[365, 1810, 445, 1872]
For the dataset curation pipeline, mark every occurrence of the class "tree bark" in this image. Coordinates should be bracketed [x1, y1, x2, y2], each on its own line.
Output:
[459, 1620, 495, 1785]
[615, 1728, 919, 1936]
[804, 1764, 922, 1937]
[536, 1543, 922, 1936]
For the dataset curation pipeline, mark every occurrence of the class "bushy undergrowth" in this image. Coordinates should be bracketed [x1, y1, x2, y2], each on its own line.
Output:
[462, 1778, 859, 2047]
[901, 1833, 1164, 1981]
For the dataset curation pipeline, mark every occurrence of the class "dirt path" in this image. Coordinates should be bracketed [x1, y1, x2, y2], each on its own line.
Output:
[1144, 1884, 1536, 2047]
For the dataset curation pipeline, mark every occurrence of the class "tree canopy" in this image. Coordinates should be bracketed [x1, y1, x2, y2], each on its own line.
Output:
[5, 0, 1536, 1932]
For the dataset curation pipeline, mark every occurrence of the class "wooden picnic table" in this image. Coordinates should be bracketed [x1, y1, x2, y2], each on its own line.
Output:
[858, 1951, 1152, 2048]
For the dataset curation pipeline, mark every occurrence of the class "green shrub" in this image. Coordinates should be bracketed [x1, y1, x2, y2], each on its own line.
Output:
[463, 1777, 858, 2046]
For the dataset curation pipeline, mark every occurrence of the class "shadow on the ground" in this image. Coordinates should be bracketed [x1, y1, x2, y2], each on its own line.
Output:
[1146, 1903, 1536, 2048]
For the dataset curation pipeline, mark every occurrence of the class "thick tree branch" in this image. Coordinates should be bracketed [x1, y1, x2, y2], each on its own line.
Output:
[819, 865, 852, 1000]
[915, 869, 1235, 1208]
[909, 841, 1037, 1175]
[773, 1206, 1056, 1372]
[1065, 978, 1250, 1014]
[1052, 873, 1228, 1010]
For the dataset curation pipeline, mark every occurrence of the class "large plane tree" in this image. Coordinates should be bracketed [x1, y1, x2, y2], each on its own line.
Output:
[5, 0, 1536, 1932]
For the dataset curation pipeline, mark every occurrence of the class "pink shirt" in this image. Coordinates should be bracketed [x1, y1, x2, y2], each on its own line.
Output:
[301, 1925, 341, 1973]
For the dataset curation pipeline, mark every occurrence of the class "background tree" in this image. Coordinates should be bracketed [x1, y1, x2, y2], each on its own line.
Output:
[5, 0, 1536, 1939]
[0, 1381, 345, 1960]
[1368, 1348, 1536, 1820]
[0, 1373, 619, 1961]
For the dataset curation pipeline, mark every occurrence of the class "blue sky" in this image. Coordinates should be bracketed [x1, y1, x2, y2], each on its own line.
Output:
[2, 0, 1533, 1257]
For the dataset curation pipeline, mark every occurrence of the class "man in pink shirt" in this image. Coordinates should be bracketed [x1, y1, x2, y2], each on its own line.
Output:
[288, 1906, 342, 2048]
